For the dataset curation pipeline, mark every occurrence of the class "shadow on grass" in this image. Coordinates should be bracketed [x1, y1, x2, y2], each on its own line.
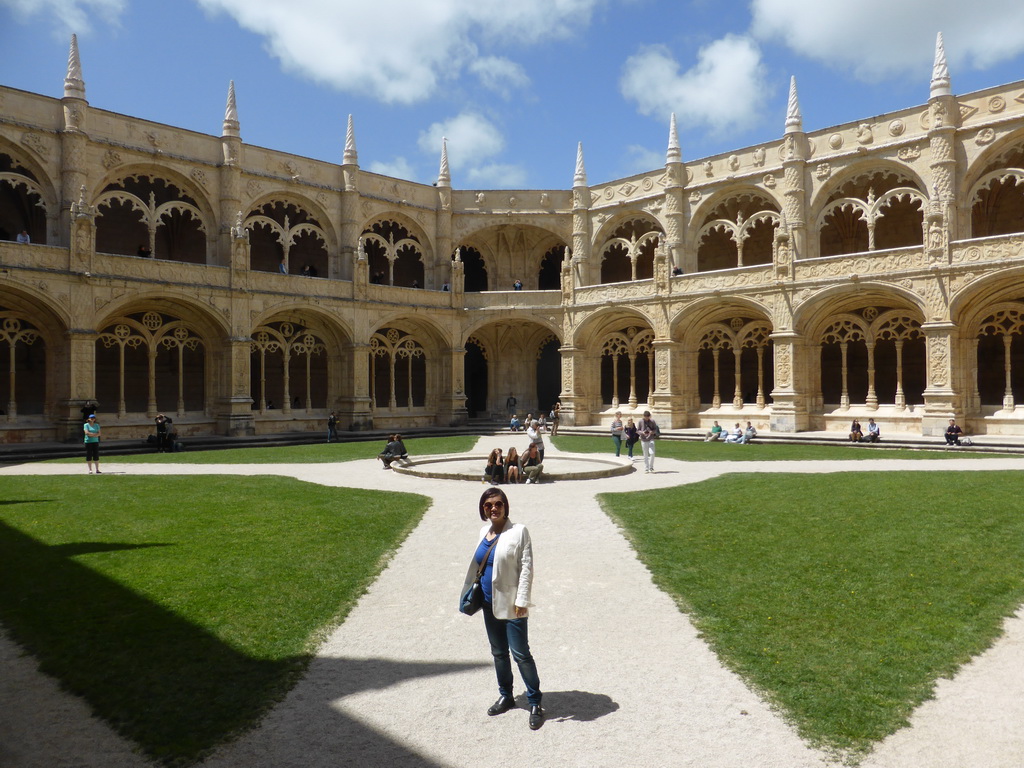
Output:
[0, 521, 482, 766]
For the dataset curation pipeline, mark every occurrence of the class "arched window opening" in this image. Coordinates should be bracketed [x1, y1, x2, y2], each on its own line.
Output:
[0, 311, 45, 419]
[464, 337, 488, 417]
[459, 247, 488, 292]
[696, 195, 779, 272]
[0, 153, 48, 244]
[818, 171, 924, 257]
[600, 327, 653, 408]
[97, 311, 206, 417]
[976, 307, 1024, 409]
[362, 220, 424, 288]
[247, 201, 328, 275]
[538, 246, 564, 290]
[697, 319, 773, 408]
[599, 219, 661, 284]
[969, 145, 1024, 238]
[369, 328, 426, 410]
[536, 335, 561, 415]
[96, 175, 206, 261]
[820, 319, 868, 409]
[249, 321, 327, 414]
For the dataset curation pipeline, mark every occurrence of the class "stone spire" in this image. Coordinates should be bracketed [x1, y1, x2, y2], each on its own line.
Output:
[343, 114, 358, 165]
[666, 113, 681, 164]
[222, 81, 239, 138]
[573, 142, 587, 187]
[437, 137, 450, 187]
[64, 34, 85, 100]
[784, 76, 802, 134]
[930, 31, 952, 98]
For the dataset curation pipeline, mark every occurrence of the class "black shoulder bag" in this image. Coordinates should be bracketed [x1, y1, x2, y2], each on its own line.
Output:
[460, 533, 501, 616]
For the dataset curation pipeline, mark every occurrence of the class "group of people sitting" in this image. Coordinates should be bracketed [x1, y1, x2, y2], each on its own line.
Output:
[704, 421, 758, 444]
[849, 418, 881, 442]
[510, 407, 560, 435]
[483, 442, 545, 484]
[378, 434, 410, 469]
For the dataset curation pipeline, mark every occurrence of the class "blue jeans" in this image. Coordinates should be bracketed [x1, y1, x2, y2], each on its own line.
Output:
[482, 602, 542, 706]
[611, 434, 622, 456]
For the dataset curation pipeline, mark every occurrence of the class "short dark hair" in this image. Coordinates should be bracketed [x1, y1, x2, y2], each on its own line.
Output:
[478, 487, 510, 521]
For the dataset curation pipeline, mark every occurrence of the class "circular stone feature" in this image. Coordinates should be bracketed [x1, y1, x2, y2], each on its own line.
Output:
[392, 453, 634, 481]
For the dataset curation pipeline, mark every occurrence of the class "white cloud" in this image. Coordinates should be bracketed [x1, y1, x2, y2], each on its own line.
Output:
[465, 163, 528, 189]
[620, 35, 769, 133]
[623, 144, 664, 175]
[418, 112, 505, 170]
[751, 0, 1024, 79]
[195, 0, 604, 104]
[368, 157, 417, 181]
[469, 56, 530, 97]
[1, 0, 125, 36]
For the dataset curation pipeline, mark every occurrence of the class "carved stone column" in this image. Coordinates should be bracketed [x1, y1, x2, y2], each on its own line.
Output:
[343, 342, 373, 430]
[58, 329, 98, 441]
[650, 338, 684, 427]
[219, 81, 242, 268]
[768, 330, 809, 432]
[557, 344, 590, 426]
[920, 321, 959, 435]
[213, 335, 256, 437]
[68, 187, 95, 274]
[437, 345, 468, 426]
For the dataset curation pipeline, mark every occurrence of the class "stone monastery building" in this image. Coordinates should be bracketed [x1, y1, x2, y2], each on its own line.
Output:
[2, 34, 1024, 443]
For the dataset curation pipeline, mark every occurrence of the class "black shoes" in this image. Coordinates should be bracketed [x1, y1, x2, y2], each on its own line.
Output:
[487, 696, 515, 716]
[529, 705, 545, 730]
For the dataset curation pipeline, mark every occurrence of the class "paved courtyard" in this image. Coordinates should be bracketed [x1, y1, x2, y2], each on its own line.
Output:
[2, 440, 1023, 767]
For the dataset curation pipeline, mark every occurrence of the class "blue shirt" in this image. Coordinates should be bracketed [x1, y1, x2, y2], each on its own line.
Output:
[474, 536, 499, 604]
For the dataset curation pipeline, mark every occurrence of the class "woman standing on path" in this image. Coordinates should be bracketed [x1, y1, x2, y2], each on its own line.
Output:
[84, 414, 101, 474]
[610, 411, 624, 456]
[462, 487, 544, 730]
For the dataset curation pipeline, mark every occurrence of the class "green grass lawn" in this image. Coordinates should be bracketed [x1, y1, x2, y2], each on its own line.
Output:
[600, 471, 1024, 760]
[0, 475, 430, 765]
[55, 435, 478, 464]
[552, 434, 1008, 461]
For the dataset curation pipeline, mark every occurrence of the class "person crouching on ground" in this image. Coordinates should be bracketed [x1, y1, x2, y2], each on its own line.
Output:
[519, 442, 544, 483]
[378, 434, 408, 468]
[462, 487, 544, 729]
[484, 448, 505, 484]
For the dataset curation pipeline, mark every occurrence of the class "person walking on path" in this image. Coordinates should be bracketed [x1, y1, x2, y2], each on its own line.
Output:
[623, 417, 639, 459]
[610, 411, 624, 456]
[462, 487, 544, 730]
[83, 414, 101, 474]
[638, 410, 659, 473]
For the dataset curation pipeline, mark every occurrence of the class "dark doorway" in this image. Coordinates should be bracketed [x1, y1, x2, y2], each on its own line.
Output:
[464, 341, 487, 417]
[536, 338, 561, 414]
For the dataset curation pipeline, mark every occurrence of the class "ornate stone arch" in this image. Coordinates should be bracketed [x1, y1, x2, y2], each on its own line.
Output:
[964, 132, 1024, 238]
[361, 217, 426, 288]
[94, 167, 213, 262]
[595, 216, 663, 284]
[245, 195, 332, 275]
[814, 165, 927, 257]
[0, 140, 58, 244]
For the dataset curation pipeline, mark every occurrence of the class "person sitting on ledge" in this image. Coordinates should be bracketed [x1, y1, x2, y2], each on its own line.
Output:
[510, 414, 521, 432]
[849, 419, 863, 442]
[725, 423, 746, 444]
[744, 421, 757, 443]
[379, 433, 409, 468]
[505, 446, 522, 484]
[483, 448, 505, 485]
[864, 418, 881, 443]
[705, 421, 723, 442]
[944, 419, 964, 446]
[519, 442, 544, 483]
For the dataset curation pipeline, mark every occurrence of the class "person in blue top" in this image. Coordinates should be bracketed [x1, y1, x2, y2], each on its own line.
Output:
[461, 487, 544, 730]
[83, 414, 101, 474]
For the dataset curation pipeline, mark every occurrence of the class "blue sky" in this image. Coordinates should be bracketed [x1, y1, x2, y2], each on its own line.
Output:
[2, 0, 1024, 190]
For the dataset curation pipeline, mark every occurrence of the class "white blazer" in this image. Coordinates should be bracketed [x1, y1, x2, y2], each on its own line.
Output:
[461, 520, 534, 621]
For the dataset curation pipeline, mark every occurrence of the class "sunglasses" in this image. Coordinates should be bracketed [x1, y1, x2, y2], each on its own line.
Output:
[483, 501, 505, 510]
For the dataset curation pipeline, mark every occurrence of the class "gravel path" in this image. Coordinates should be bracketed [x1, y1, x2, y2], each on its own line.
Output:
[2, 444, 1023, 767]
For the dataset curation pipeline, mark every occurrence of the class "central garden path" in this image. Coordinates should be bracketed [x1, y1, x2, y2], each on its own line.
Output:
[2, 443, 1024, 767]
